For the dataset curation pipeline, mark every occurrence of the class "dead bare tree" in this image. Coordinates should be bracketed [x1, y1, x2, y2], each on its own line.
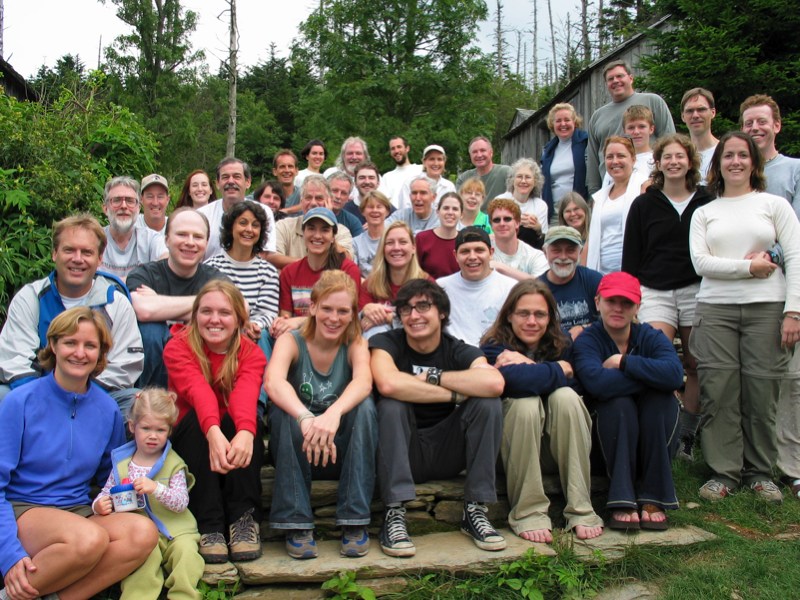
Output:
[222, 0, 238, 158]
[547, 0, 557, 84]
[494, 0, 505, 77]
[1, 0, 4, 59]
[531, 0, 538, 90]
[580, 0, 591, 63]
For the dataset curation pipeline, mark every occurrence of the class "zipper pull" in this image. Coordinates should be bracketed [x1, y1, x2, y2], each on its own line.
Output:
[72, 396, 77, 419]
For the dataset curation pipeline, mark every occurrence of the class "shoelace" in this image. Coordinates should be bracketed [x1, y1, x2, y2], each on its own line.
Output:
[200, 532, 226, 547]
[704, 481, 727, 494]
[385, 507, 409, 542]
[466, 503, 497, 537]
[753, 481, 779, 492]
[230, 511, 258, 543]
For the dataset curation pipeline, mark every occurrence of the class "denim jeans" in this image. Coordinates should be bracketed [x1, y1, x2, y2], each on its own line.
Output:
[137, 321, 171, 388]
[268, 396, 378, 529]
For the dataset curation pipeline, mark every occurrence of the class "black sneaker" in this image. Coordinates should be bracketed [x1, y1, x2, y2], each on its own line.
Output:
[461, 502, 506, 551]
[379, 506, 415, 557]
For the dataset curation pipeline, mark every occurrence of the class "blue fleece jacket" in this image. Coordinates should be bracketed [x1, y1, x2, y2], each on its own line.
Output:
[541, 129, 589, 218]
[481, 341, 575, 398]
[572, 321, 683, 401]
[0, 373, 125, 576]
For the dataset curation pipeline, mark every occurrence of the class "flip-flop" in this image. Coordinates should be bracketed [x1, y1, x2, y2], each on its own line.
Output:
[607, 510, 640, 531]
[639, 504, 669, 531]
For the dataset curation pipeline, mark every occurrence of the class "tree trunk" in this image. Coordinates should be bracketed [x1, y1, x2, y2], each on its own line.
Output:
[547, 0, 557, 82]
[581, 0, 590, 63]
[226, 0, 238, 158]
[0, 0, 4, 59]
[532, 0, 538, 92]
[494, 0, 504, 77]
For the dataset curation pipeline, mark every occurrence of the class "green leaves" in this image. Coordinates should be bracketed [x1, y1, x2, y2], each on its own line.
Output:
[321, 570, 377, 600]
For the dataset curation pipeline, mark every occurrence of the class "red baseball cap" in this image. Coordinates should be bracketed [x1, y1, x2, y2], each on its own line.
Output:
[597, 271, 641, 304]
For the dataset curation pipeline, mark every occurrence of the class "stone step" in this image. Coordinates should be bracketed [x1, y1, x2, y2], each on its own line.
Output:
[204, 525, 715, 592]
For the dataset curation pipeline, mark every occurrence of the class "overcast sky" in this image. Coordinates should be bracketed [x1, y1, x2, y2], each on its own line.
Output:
[4, 0, 573, 80]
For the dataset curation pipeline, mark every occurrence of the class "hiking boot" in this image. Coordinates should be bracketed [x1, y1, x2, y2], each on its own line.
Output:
[285, 529, 318, 559]
[199, 531, 229, 564]
[699, 480, 732, 502]
[750, 480, 783, 504]
[676, 434, 695, 462]
[379, 506, 415, 557]
[228, 509, 262, 561]
[340, 525, 370, 557]
[461, 502, 506, 551]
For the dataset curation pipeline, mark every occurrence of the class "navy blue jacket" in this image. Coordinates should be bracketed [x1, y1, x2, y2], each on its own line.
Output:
[481, 341, 576, 398]
[572, 321, 683, 401]
[541, 129, 589, 219]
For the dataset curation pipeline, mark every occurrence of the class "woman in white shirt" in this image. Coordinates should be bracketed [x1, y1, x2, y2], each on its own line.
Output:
[586, 136, 648, 274]
[689, 131, 800, 504]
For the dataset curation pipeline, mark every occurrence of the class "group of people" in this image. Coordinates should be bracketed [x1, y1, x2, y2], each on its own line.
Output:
[1, 56, 800, 600]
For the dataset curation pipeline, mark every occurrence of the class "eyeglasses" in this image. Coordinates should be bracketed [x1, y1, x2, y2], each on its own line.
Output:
[682, 107, 710, 115]
[491, 216, 514, 223]
[107, 196, 138, 208]
[511, 310, 549, 321]
[398, 301, 433, 317]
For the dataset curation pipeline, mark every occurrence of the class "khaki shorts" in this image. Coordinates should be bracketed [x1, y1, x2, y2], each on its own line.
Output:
[12, 501, 93, 520]
[638, 283, 700, 329]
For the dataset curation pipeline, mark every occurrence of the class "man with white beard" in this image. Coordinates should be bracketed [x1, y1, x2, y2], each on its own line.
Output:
[101, 175, 167, 281]
[537, 226, 602, 340]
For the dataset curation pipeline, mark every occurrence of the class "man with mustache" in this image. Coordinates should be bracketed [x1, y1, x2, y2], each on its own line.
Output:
[198, 158, 277, 260]
[538, 226, 602, 340]
[101, 176, 167, 281]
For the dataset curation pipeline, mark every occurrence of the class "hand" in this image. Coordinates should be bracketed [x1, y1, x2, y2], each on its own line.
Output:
[4, 557, 39, 600]
[302, 409, 341, 467]
[495, 349, 535, 367]
[94, 495, 114, 516]
[206, 426, 234, 474]
[361, 303, 393, 327]
[782, 315, 800, 349]
[749, 255, 777, 279]
[568, 325, 586, 341]
[244, 321, 262, 342]
[271, 316, 303, 338]
[557, 360, 574, 378]
[133, 477, 157, 495]
[227, 430, 255, 469]
[133, 284, 157, 296]
[602, 354, 623, 369]
[520, 213, 541, 233]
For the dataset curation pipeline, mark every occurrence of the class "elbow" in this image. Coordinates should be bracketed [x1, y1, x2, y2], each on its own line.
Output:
[485, 371, 506, 398]
[374, 377, 396, 399]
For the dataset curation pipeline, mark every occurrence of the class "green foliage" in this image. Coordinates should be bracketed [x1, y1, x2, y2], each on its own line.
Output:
[198, 579, 239, 600]
[496, 546, 605, 600]
[321, 570, 376, 600]
[640, 0, 800, 154]
[0, 79, 158, 323]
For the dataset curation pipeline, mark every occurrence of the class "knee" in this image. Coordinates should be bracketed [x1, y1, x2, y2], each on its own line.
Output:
[505, 396, 545, 427]
[71, 522, 111, 564]
[377, 397, 411, 422]
[127, 516, 160, 559]
[548, 387, 587, 417]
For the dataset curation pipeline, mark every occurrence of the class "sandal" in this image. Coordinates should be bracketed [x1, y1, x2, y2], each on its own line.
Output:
[639, 504, 668, 531]
[607, 509, 640, 531]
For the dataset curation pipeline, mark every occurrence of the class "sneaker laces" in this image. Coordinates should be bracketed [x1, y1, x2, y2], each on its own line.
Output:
[200, 532, 226, 547]
[466, 502, 497, 537]
[703, 481, 727, 494]
[230, 509, 258, 544]
[752, 481, 780, 493]
[384, 507, 409, 542]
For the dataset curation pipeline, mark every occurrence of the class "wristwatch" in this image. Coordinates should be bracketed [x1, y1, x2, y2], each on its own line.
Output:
[426, 367, 443, 386]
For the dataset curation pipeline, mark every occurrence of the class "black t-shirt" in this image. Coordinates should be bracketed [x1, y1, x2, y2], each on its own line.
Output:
[126, 259, 227, 322]
[369, 328, 484, 429]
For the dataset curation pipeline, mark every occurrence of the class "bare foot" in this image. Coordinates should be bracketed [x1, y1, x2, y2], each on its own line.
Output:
[519, 528, 553, 543]
[574, 524, 604, 540]
[611, 509, 640, 523]
[640, 507, 666, 523]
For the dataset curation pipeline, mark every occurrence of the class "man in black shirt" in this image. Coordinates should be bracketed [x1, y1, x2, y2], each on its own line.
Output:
[369, 279, 505, 557]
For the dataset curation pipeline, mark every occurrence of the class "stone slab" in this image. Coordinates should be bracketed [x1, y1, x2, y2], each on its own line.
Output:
[236, 525, 715, 585]
[236, 529, 556, 584]
[594, 582, 660, 599]
[235, 576, 407, 599]
[201, 561, 239, 585]
[571, 525, 716, 561]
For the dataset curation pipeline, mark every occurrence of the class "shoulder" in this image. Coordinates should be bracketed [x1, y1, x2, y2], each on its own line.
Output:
[573, 129, 589, 143]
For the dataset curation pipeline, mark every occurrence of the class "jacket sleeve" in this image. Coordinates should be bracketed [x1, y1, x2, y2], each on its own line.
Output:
[0, 396, 30, 576]
[622, 327, 684, 392]
[226, 342, 267, 435]
[0, 285, 41, 385]
[572, 327, 646, 400]
[481, 343, 569, 398]
[96, 292, 144, 390]
[163, 335, 223, 435]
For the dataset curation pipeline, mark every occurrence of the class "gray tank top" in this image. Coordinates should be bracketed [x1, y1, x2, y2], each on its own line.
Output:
[288, 330, 352, 413]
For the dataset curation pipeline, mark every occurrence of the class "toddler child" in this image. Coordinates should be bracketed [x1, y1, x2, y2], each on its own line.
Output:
[93, 388, 204, 600]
